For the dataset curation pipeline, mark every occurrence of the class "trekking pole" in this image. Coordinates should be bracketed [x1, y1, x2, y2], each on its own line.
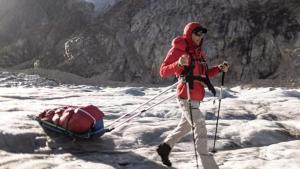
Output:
[185, 80, 200, 169]
[212, 71, 225, 153]
[107, 93, 176, 132]
[107, 81, 179, 128]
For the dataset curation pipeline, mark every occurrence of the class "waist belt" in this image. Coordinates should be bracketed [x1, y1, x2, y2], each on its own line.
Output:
[181, 75, 216, 96]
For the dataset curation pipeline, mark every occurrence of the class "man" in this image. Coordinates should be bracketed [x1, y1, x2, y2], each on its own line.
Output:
[157, 22, 229, 168]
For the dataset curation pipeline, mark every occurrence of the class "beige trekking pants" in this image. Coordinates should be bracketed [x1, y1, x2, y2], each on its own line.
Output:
[164, 98, 219, 169]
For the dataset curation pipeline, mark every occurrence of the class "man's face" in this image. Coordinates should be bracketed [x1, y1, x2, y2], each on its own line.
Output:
[191, 31, 203, 46]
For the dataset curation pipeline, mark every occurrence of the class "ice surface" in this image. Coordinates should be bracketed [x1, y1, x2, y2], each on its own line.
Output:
[0, 72, 299, 168]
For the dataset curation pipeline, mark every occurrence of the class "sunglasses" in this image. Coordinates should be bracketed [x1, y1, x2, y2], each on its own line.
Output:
[193, 27, 207, 37]
[193, 31, 204, 37]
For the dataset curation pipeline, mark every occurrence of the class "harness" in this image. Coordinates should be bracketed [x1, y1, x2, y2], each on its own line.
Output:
[180, 48, 216, 96]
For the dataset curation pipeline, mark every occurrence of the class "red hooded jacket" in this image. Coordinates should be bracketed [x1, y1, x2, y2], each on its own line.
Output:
[160, 22, 220, 101]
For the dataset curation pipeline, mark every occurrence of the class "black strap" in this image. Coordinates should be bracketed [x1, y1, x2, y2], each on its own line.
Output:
[180, 47, 216, 96]
[184, 75, 216, 96]
[204, 64, 216, 96]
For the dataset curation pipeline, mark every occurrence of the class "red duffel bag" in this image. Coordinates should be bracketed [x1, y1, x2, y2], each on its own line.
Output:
[52, 107, 69, 125]
[67, 105, 104, 133]
[59, 107, 75, 129]
[38, 105, 104, 133]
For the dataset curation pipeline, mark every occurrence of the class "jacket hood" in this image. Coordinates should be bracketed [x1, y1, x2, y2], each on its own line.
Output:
[183, 22, 203, 48]
[172, 36, 186, 51]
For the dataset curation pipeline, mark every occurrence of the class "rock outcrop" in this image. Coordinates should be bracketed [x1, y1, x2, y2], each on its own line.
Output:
[0, 0, 299, 84]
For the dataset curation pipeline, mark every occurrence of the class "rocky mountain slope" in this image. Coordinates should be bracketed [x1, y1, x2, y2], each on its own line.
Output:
[0, 0, 299, 84]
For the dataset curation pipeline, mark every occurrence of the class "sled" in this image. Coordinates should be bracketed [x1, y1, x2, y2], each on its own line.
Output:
[36, 117, 108, 139]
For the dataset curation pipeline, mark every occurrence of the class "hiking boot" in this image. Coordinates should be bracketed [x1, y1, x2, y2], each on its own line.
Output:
[156, 143, 172, 166]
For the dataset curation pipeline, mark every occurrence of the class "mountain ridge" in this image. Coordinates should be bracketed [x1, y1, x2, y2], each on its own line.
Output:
[0, 0, 299, 84]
